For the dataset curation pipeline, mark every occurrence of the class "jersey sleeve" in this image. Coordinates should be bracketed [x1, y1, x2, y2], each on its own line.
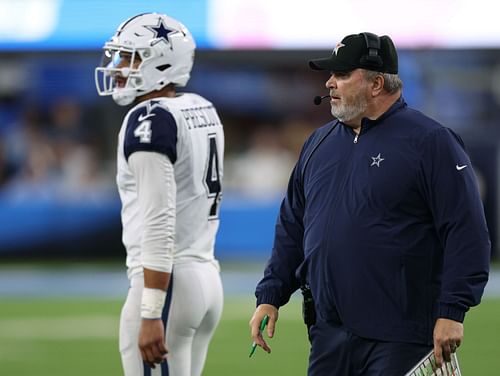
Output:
[128, 151, 176, 273]
[124, 105, 178, 163]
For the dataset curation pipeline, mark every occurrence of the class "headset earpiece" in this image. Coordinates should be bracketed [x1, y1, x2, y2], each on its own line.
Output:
[359, 32, 383, 68]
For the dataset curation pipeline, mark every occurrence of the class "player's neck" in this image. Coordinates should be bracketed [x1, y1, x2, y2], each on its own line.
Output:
[135, 85, 177, 103]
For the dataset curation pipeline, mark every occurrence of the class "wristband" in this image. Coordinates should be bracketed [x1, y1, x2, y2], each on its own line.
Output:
[141, 287, 167, 319]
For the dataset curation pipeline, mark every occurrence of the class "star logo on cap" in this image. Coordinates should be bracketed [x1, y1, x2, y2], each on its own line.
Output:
[333, 42, 345, 56]
[145, 18, 177, 47]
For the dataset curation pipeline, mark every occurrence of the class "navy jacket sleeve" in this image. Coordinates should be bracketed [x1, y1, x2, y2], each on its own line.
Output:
[255, 164, 305, 308]
[254, 128, 327, 308]
[420, 127, 490, 322]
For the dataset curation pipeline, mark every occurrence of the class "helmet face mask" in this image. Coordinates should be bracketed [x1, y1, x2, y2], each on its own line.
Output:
[95, 47, 144, 106]
[95, 13, 196, 106]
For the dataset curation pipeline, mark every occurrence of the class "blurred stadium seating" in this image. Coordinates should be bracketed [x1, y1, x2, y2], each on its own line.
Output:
[0, 1, 498, 261]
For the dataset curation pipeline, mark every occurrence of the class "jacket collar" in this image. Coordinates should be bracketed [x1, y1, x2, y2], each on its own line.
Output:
[360, 96, 406, 128]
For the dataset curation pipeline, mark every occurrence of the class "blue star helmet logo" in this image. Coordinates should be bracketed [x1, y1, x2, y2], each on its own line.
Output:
[145, 18, 177, 46]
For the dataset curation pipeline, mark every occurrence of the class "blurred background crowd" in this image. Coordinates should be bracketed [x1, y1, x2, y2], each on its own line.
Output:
[0, 0, 498, 261]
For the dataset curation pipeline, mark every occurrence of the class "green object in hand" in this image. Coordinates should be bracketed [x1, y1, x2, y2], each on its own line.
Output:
[249, 314, 269, 358]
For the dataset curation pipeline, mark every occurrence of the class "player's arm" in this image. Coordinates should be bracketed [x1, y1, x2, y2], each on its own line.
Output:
[128, 151, 177, 368]
[140, 267, 171, 368]
[123, 104, 179, 368]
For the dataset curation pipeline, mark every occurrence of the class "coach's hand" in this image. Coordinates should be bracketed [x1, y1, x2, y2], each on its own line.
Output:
[139, 318, 168, 368]
[249, 304, 279, 354]
[433, 318, 463, 369]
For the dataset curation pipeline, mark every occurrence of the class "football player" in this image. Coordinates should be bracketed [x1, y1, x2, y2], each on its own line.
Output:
[95, 13, 224, 376]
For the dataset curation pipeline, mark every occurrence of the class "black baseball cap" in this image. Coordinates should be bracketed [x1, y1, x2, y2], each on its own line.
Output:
[309, 32, 398, 74]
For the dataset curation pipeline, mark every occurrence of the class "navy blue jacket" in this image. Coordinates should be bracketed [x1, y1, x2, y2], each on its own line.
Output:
[255, 97, 490, 344]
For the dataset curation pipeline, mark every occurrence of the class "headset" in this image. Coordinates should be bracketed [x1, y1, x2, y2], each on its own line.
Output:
[360, 32, 383, 68]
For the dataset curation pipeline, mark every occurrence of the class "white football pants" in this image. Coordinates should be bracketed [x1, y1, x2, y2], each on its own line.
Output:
[119, 260, 224, 376]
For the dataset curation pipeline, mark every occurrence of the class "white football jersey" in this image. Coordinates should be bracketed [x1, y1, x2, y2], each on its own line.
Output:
[116, 93, 224, 279]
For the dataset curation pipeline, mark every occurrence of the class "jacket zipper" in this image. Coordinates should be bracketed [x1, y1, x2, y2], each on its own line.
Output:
[353, 126, 362, 143]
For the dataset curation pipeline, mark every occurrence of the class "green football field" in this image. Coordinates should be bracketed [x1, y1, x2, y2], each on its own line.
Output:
[0, 296, 498, 375]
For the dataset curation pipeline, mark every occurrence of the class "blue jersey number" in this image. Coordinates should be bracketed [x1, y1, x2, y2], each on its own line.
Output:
[205, 134, 221, 219]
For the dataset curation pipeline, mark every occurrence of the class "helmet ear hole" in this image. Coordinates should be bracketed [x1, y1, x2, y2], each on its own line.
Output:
[130, 77, 143, 87]
[157, 64, 171, 72]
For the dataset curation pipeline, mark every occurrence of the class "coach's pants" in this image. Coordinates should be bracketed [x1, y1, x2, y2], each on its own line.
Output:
[119, 260, 223, 376]
[308, 318, 432, 376]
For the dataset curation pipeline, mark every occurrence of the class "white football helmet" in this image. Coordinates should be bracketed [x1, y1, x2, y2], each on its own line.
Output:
[95, 13, 196, 106]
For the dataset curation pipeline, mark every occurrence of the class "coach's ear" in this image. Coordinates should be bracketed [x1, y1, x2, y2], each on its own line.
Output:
[371, 74, 384, 97]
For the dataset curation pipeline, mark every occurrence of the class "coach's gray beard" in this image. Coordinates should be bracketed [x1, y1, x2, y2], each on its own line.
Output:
[331, 96, 368, 123]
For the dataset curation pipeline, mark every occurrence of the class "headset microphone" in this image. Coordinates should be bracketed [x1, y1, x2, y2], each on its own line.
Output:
[313, 95, 330, 105]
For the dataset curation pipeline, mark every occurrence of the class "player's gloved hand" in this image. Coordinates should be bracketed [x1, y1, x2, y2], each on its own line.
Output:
[433, 318, 463, 369]
[139, 318, 168, 368]
[249, 304, 279, 354]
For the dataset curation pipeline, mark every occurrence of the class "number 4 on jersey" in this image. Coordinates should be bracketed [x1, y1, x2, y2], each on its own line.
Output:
[205, 134, 222, 219]
[134, 120, 152, 143]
